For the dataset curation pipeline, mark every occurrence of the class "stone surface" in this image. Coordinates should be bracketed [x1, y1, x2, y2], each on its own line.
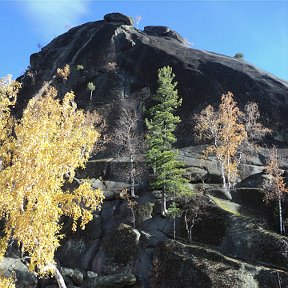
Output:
[102, 224, 140, 264]
[104, 13, 133, 26]
[144, 26, 186, 45]
[82, 272, 136, 288]
[17, 15, 288, 148]
[0, 257, 37, 288]
[183, 166, 208, 183]
[152, 240, 288, 288]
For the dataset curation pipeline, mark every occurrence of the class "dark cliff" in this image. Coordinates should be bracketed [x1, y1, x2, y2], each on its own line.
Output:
[18, 12, 288, 146]
[8, 12, 288, 288]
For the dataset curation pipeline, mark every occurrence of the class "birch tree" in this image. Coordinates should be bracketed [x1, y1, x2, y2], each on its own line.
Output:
[264, 147, 288, 235]
[194, 92, 247, 198]
[115, 106, 143, 198]
[0, 79, 104, 288]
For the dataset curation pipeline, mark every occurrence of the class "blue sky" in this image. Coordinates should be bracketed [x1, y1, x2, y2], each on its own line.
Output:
[0, 1, 287, 81]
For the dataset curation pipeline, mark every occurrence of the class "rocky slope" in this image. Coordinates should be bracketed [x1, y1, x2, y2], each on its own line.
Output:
[2, 12, 288, 288]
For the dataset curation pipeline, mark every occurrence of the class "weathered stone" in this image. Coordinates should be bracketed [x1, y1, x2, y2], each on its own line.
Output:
[236, 173, 269, 188]
[136, 202, 154, 224]
[104, 181, 130, 193]
[59, 267, 83, 287]
[104, 13, 133, 26]
[82, 272, 136, 288]
[183, 166, 208, 182]
[144, 26, 186, 44]
[152, 240, 288, 288]
[86, 271, 98, 278]
[56, 239, 99, 271]
[231, 188, 266, 211]
[92, 178, 106, 190]
[71, 269, 84, 286]
[102, 224, 140, 264]
[103, 190, 115, 200]
[238, 164, 264, 180]
[166, 29, 186, 44]
[0, 257, 37, 288]
[220, 217, 288, 270]
[144, 25, 170, 35]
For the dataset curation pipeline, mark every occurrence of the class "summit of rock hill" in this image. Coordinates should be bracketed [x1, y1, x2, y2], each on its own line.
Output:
[18, 12, 288, 146]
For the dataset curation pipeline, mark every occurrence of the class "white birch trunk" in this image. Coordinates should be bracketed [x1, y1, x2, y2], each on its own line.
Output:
[130, 155, 136, 198]
[161, 190, 167, 216]
[173, 217, 176, 240]
[45, 264, 67, 288]
[278, 197, 284, 235]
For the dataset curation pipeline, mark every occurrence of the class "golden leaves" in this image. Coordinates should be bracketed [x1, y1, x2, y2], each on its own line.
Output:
[0, 275, 15, 288]
[194, 92, 247, 188]
[0, 79, 103, 275]
[56, 64, 70, 83]
[264, 147, 288, 202]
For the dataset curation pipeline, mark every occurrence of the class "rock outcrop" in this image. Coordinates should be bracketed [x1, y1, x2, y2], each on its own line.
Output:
[4, 12, 288, 288]
[18, 13, 288, 147]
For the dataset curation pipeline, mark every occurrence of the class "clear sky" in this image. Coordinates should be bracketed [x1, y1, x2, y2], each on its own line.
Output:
[0, 0, 287, 81]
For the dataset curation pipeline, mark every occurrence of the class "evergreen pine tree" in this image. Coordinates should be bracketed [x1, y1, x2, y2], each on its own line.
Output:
[145, 66, 188, 215]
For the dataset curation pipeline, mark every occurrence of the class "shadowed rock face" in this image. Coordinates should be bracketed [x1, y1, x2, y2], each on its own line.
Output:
[18, 13, 288, 147]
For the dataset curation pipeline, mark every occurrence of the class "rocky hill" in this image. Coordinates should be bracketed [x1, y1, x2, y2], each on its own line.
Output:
[4, 12, 288, 288]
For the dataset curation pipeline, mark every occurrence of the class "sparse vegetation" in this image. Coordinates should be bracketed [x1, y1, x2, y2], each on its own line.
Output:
[56, 64, 70, 83]
[76, 64, 84, 71]
[234, 52, 244, 60]
[87, 82, 96, 101]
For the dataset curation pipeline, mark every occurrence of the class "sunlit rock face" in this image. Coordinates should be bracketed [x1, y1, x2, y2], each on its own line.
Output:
[18, 13, 288, 146]
[11, 12, 288, 288]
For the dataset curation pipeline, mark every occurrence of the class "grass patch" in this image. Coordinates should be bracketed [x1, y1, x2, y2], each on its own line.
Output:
[209, 195, 242, 217]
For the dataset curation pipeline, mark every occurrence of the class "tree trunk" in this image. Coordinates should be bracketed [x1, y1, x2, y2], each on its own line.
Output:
[220, 163, 232, 199]
[221, 162, 227, 190]
[130, 155, 136, 198]
[90, 91, 93, 101]
[184, 212, 192, 243]
[131, 207, 136, 228]
[278, 197, 284, 235]
[173, 217, 176, 240]
[45, 264, 67, 288]
[227, 156, 231, 190]
[161, 190, 167, 216]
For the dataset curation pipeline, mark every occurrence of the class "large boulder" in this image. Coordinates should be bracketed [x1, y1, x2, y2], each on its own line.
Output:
[152, 240, 288, 288]
[0, 257, 37, 288]
[82, 272, 136, 288]
[104, 13, 133, 26]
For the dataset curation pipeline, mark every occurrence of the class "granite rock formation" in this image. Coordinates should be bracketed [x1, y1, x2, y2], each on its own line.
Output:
[3, 12, 288, 288]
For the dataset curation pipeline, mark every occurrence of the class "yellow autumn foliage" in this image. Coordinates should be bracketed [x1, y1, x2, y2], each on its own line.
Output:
[0, 75, 21, 169]
[56, 64, 70, 83]
[0, 79, 104, 275]
[195, 92, 247, 190]
[0, 275, 15, 288]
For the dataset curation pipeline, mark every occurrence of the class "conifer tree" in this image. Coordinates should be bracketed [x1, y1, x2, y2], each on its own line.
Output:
[145, 66, 188, 215]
